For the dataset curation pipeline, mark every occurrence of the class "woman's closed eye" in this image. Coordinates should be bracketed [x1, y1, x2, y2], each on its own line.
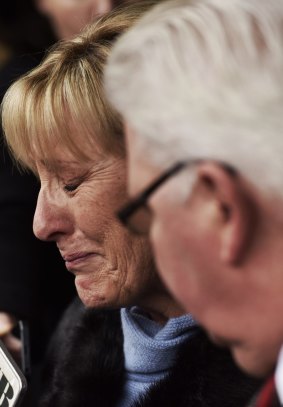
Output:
[63, 177, 84, 193]
[61, 169, 90, 194]
[64, 183, 80, 192]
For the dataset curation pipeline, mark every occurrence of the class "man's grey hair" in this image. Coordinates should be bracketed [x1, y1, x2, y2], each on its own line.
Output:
[105, 0, 283, 198]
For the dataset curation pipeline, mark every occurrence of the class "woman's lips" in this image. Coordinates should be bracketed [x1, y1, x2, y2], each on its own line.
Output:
[63, 252, 96, 270]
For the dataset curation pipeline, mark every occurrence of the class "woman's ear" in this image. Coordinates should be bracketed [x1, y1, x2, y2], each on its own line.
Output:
[194, 162, 256, 265]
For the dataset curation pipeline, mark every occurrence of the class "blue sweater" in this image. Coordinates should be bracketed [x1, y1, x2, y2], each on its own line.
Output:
[117, 307, 198, 406]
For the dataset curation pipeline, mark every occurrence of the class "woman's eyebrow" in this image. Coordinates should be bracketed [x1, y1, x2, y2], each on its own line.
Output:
[39, 159, 80, 172]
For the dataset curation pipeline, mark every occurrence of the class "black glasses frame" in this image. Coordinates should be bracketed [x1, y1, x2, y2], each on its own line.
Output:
[117, 161, 189, 229]
[117, 158, 237, 233]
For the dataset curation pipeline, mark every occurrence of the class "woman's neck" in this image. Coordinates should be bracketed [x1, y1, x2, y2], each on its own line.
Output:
[138, 293, 186, 325]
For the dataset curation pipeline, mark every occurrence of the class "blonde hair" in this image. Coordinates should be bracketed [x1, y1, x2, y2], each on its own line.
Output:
[105, 0, 283, 199]
[2, 0, 159, 172]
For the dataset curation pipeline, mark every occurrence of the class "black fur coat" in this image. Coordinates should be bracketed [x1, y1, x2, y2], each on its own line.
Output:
[40, 298, 262, 407]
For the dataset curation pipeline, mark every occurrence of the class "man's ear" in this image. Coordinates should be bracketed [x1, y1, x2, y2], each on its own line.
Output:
[192, 162, 256, 265]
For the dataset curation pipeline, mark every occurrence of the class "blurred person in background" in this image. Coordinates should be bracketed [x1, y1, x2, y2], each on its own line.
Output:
[36, 0, 135, 41]
[36, 0, 112, 40]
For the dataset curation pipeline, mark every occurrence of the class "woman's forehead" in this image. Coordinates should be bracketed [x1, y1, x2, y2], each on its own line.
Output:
[34, 151, 124, 180]
[39, 145, 91, 163]
[34, 121, 103, 154]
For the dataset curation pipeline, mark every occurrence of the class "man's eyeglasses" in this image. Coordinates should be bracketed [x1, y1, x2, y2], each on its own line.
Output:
[117, 161, 193, 235]
[117, 159, 236, 236]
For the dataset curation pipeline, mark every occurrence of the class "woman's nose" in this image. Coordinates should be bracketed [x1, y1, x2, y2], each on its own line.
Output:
[33, 187, 71, 241]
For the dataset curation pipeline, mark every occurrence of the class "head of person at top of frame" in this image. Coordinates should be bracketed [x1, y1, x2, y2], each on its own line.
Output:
[36, 0, 126, 40]
[104, 0, 283, 378]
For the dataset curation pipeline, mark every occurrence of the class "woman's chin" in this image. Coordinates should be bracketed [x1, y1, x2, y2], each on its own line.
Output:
[75, 276, 109, 308]
[75, 272, 96, 291]
[77, 289, 107, 308]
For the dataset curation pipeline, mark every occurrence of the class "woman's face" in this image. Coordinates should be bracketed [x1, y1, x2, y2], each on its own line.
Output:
[33, 141, 159, 308]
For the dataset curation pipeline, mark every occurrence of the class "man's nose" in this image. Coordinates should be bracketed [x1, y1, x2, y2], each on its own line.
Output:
[33, 187, 71, 241]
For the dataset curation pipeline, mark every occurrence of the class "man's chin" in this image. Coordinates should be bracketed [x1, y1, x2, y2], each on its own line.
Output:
[232, 347, 276, 378]
[208, 332, 234, 348]
[208, 333, 265, 376]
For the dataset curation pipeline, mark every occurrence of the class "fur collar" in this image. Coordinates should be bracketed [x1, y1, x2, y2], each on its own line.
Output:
[40, 298, 262, 407]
